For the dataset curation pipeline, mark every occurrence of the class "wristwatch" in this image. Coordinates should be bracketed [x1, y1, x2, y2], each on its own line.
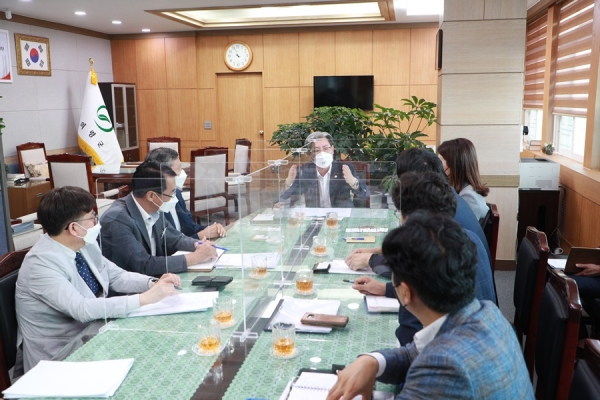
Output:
[148, 277, 159, 289]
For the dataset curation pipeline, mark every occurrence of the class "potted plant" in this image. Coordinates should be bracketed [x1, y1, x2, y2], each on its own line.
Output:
[543, 142, 555, 155]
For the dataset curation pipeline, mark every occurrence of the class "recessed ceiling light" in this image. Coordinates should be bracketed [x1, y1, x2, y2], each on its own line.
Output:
[112, 20, 122, 25]
[142, 28, 151, 32]
[75, 11, 86, 16]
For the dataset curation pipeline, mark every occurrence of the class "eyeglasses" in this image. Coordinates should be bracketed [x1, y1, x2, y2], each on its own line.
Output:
[393, 209, 400, 220]
[154, 191, 175, 200]
[75, 211, 98, 223]
[310, 145, 332, 155]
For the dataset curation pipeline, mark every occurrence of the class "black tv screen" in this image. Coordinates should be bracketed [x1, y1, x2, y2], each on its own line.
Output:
[313, 75, 374, 110]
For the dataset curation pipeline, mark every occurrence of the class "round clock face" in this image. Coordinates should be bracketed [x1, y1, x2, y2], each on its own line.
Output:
[224, 42, 253, 71]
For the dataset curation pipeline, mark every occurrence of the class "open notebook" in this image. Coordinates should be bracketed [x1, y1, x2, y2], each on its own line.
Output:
[278, 371, 394, 400]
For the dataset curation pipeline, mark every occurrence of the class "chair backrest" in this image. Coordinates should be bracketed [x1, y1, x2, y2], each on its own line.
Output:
[481, 203, 500, 272]
[233, 138, 252, 174]
[147, 137, 181, 158]
[47, 154, 95, 194]
[513, 226, 549, 377]
[16, 143, 48, 179]
[535, 269, 581, 400]
[0, 249, 28, 391]
[191, 147, 228, 198]
[569, 339, 600, 400]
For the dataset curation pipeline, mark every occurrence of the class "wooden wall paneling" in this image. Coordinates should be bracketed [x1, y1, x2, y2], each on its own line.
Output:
[264, 87, 300, 142]
[299, 87, 314, 120]
[111, 40, 137, 84]
[443, 0, 485, 21]
[373, 29, 410, 85]
[438, 73, 524, 125]
[410, 28, 438, 85]
[298, 32, 336, 86]
[335, 31, 373, 75]
[580, 197, 600, 248]
[165, 37, 197, 89]
[485, 187, 518, 260]
[374, 85, 410, 111]
[227, 34, 264, 72]
[484, 0, 527, 20]
[441, 20, 526, 74]
[196, 35, 229, 89]
[439, 125, 521, 175]
[407, 84, 438, 141]
[198, 88, 218, 143]
[167, 89, 199, 146]
[562, 186, 583, 247]
[135, 39, 167, 90]
[559, 162, 600, 206]
[137, 89, 170, 147]
[263, 33, 299, 88]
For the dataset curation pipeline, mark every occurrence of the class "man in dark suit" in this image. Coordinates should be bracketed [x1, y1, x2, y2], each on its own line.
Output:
[100, 161, 217, 276]
[145, 147, 226, 239]
[277, 132, 367, 208]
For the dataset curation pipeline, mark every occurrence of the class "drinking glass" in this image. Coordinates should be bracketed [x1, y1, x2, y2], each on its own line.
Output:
[272, 322, 296, 358]
[326, 211, 338, 228]
[212, 297, 235, 328]
[295, 268, 314, 295]
[251, 255, 268, 279]
[312, 236, 327, 256]
[196, 319, 222, 356]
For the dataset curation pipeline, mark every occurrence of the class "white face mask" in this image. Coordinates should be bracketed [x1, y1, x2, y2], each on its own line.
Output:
[175, 169, 187, 189]
[154, 194, 178, 213]
[314, 152, 333, 169]
[75, 222, 102, 244]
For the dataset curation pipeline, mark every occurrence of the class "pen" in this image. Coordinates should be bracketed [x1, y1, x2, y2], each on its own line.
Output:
[174, 284, 182, 291]
[342, 279, 355, 283]
[344, 237, 366, 240]
[197, 241, 229, 251]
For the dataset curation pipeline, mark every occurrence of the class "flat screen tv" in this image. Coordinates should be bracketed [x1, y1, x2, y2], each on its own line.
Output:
[313, 75, 374, 110]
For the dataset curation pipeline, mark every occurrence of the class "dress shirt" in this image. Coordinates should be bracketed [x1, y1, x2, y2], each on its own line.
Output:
[132, 196, 159, 256]
[317, 167, 332, 208]
[368, 314, 448, 377]
[169, 208, 181, 231]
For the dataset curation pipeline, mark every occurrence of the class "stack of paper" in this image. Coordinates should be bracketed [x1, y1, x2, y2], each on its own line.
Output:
[215, 252, 280, 269]
[3, 359, 134, 398]
[125, 292, 219, 318]
[364, 295, 400, 313]
[269, 298, 340, 333]
[318, 259, 375, 275]
[547, 259, 566, 270]
[174, 248, 225, 271]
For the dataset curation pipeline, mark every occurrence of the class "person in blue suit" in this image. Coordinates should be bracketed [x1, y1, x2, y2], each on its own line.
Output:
[352, 171, 496, 345]
[145, 147, 226, 239]
[327, 212, 534, 400]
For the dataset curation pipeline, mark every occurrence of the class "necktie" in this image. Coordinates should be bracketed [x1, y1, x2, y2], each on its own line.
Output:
[75, 252, 100, 295]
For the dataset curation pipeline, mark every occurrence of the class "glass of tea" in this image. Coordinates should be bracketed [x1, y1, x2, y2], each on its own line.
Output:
[295, 268, 314, 295]
[288, 211, 304, 228]
[196, 319, 222, 356]
[251, 255, 268, 279]
[325, 211, 338, 228]
[272, 322, 296, 358]
[212, 297, 235, 328]
[312, 236, 327, 256]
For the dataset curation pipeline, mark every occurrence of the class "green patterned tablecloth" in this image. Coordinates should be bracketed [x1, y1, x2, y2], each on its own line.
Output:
[55, 208, 400, 399]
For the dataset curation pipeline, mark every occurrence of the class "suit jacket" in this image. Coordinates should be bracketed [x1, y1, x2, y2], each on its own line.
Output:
[15, 234, 151, 373]
[100, 194, 197, 276]
[163, 189, 206, 239]
[386, 228, 498, 345]
[377, 299, 534, 399]
[280, 160, 368, 208]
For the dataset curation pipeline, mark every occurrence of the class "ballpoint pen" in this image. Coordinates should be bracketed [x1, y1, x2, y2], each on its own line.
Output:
[174, 284, 182, 290]
[197, 240, 229, 251]
[343, 237, 366, 240]
[342, 279, 355, 283]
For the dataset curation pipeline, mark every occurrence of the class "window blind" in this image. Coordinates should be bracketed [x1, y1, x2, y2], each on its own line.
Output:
[553, 0, 594, 117]
[524, 13, 548, 109]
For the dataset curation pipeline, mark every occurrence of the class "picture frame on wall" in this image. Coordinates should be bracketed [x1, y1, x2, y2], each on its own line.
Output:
[15, 33, 51, 76]
[0, 29, 12, 83]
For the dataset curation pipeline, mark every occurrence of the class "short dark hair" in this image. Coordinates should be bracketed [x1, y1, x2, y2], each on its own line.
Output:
[396, 148, 445, 177]
[38, 186, 96, 236]
[383, 211, 477, 314]
[132, 161, 177, 198]
[393, 171, 457, 217]
[145, 147, 179, 166]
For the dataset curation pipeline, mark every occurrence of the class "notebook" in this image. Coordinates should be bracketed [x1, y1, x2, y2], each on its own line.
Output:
[174, 248, 225, 272]
[563, 247, 600, 274]
[278, 372, 394, 400]
[364, 295, 400, 313]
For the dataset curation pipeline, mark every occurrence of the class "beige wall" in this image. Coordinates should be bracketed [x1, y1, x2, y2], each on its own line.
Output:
[111, 26, 438, 161]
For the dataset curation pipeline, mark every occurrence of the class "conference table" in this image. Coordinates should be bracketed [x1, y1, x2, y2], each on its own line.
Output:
[52, 208, 400, 400]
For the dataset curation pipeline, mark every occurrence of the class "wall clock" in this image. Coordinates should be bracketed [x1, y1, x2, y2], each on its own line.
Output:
[224, 41, 252, 71]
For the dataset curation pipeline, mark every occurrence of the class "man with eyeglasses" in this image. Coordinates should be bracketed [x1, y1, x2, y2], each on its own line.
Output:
[277, 132, 367, 208]
[100, 161, 218, 276]
[14, 186, 182, 375]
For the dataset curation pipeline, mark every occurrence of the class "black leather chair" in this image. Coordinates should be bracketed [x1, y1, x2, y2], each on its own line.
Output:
[569, 339, 600, 400]
[0, 249, 28, 391]
[535, 269, 581, 400]
[513, 226, 549, 379]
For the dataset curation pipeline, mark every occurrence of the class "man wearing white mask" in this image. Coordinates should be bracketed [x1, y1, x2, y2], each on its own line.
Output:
[100, 161, 217, 276]
[14, 186, 183, 375]
[279, 132, 367, 208]
[145, 147, 226, 239]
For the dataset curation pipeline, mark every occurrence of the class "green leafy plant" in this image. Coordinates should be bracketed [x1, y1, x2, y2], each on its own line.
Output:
[269, 122, 311, 155]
